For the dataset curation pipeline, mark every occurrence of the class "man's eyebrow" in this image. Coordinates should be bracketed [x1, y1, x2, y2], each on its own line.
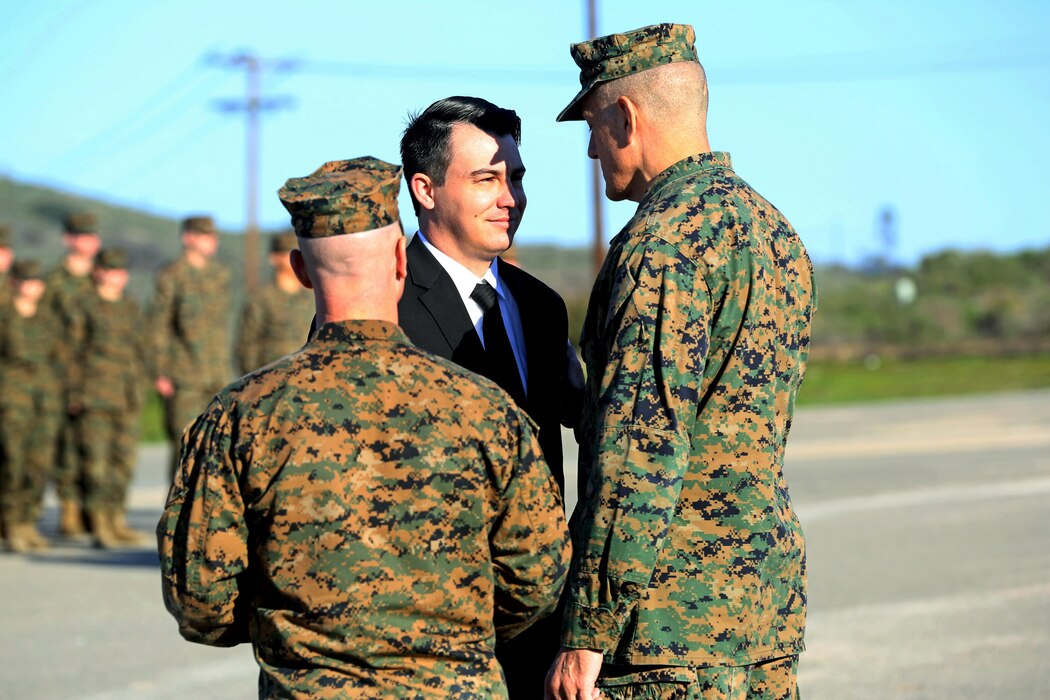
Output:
[469, 168, 501, 178]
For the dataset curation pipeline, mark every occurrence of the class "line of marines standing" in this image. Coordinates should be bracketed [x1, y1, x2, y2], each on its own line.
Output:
[0, 214, 312, 552]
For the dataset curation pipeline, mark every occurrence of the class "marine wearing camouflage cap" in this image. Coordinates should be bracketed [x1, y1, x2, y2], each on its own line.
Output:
[95, 249, 128, 270]
[181, 216, 216, 235]
[278, 156, 402, 238]
[12, 259, 45, 280]
[557, 22, 698, 122]
[63, 212, 98, 235]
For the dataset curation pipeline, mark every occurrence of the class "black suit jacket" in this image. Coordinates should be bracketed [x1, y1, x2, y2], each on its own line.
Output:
[397, 234, 581, 492]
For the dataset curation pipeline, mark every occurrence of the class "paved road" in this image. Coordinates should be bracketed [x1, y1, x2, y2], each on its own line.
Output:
[1, 390, 1047, 699]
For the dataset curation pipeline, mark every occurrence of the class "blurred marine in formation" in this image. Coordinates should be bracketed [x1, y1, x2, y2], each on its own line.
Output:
[235, 231, 312, 374]
[1, 260, 60, 552]
[547, 23, 815, 700]
[158, 156, 570, 698]
[0, 224, 13, 309]
[73, 249, 150, 548]
[44, 212, 101, 537]
[149, 215, 232, 477]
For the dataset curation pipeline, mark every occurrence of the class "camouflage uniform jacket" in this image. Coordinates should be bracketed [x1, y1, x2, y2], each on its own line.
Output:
[149, 256, 232, 389]
[0, 271, 10, 311]
[235, 282, 313, 375]
[566, 152, 815, 667]
[73, 294, 150, 412]
[0, 301, 61, 412]
[41, 263, 93, 392]
[158, 319, 571, 699]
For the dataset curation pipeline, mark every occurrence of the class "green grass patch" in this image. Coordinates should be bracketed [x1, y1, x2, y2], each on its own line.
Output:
[138, 354, 1050, 442]
[798, 353, 1050, 405]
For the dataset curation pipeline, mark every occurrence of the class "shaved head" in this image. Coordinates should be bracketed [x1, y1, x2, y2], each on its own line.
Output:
[590, 60, 708, 131]
[292, 222, 407, 324]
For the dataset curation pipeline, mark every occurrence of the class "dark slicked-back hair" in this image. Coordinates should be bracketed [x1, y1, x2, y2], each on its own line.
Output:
[400, 96, 522, 216]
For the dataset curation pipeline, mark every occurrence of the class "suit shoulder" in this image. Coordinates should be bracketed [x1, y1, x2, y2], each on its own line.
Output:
[499, 261, 566, 308]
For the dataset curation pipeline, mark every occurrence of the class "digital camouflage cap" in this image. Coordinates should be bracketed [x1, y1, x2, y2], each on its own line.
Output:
[278, 157, 402, 238]
[96, 248, 128, 270]
[64, 212, 99, 235]
[269, 230, 298, 253]
[12, 259, 44, 280]
[557, 22, 698, 122]
[182, 215, 216, 235]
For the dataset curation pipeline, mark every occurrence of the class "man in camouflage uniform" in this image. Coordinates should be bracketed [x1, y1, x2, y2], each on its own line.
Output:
[149, 215, 232, 477]
[547, 24, 815, 700]
[74, 249, 150, 548]
[235, 230, 312, 374]
[0, 224, 13, 310]
[43, 212, 101, 536]
[158, 157, 571, 699]
[1, 261, 60, 552]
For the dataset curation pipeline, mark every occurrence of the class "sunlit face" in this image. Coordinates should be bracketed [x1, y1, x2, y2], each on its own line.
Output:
[17, 278, 46, 302]
[183, 231, 219, 258]
[583, 96, 635, 202]
[65, 232, 101, 259]
[428, 123, 526, 266]
[94, 266, 129, 293]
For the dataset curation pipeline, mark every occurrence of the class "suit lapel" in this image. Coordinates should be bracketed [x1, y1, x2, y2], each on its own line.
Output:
[406, 235, 486, 367]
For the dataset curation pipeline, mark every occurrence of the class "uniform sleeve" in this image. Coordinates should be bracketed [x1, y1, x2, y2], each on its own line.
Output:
[149, 269, 176, 379]
[156, 397, 251, 646]
[235, 299, 262, 376]
[563, 237, 709, 653]
[489, 404, 572, 642]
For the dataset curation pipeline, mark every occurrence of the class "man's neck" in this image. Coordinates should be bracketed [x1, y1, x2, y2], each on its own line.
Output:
[97, 286, 123, 302]
[184, 250, 208, 269]
[64, 254, 94, 277]
[418, 226, 493, 278]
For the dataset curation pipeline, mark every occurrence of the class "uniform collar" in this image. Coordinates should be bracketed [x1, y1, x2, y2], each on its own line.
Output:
[639, 151, 733, 210]
[313, 319, 410, 345]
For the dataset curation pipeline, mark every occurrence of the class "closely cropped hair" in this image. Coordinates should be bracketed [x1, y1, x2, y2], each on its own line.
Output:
[400, 96, 521, 216]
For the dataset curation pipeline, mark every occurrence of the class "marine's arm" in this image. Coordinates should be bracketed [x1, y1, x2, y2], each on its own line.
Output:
[235, 298, 263, 375]
[149, 268, 176, 396]
[490, 403, 572, 642]
[563, 236, 709, 653]
[156, 397, 251, 646]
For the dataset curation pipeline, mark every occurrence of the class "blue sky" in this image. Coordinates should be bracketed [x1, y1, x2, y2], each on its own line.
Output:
[2, 0, 1048, 265]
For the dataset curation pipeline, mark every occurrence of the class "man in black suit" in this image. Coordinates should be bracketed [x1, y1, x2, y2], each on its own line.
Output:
[399, 96, 583, 698]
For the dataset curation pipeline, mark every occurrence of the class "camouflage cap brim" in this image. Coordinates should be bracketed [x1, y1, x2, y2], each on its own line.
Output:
[557, 23, 698, 123]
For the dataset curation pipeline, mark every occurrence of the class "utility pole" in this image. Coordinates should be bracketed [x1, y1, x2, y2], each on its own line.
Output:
[210, 52, 295, 292]
[587, 0, 605, 276]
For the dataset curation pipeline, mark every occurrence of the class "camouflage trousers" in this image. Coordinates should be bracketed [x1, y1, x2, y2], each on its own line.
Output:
[53, 402, 85, 501]
[76, 408, 140, 514]
[0, 402, 59, 525]
[164, 385, 221, 478]
[596, 655, 800, 700]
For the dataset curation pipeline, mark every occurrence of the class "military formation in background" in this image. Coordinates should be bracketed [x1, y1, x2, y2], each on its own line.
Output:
[0, 213, 298, 553]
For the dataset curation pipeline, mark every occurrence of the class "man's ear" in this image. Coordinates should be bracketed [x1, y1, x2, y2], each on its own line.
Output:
[409, 173, 437, 211]
[289, 248, 313, 289]
[615, 95, 640, 147]
[394, 234, 408, 281]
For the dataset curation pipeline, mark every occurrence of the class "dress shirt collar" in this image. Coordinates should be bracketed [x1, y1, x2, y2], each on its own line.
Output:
[416, 230, 505, 302]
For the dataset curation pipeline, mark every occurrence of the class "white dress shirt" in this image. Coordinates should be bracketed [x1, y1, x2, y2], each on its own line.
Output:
[416, 231, 528, 395]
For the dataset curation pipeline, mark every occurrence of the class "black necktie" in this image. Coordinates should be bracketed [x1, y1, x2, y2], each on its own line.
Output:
[470, 281, 526, 406]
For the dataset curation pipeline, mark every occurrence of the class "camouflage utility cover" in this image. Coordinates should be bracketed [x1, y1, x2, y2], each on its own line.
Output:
[566, 152, 814, 666]
[63, 211, 98, 234]
[158, 319, 571, 698]
[558, 22, 698, 122]
[279, 157, 402, 238]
